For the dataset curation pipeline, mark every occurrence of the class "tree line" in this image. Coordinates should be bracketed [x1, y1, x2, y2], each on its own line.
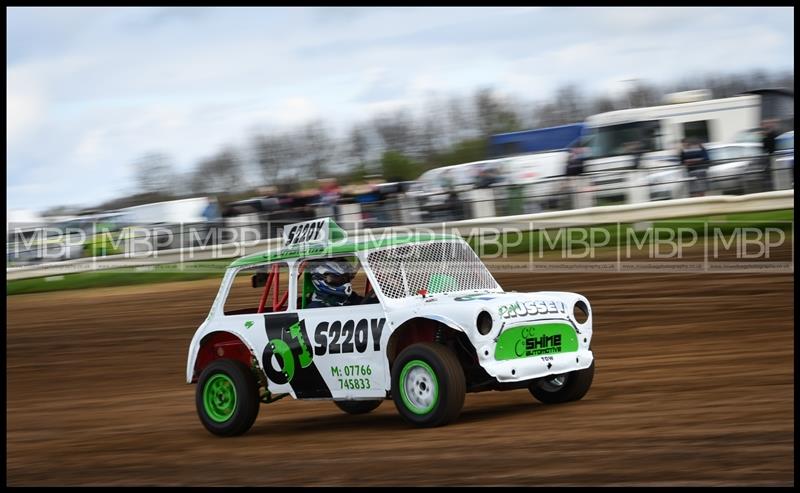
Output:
[60, 68, 792, 215]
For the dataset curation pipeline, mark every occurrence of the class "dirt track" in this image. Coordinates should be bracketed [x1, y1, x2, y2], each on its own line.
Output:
[6, 264, 794, 485]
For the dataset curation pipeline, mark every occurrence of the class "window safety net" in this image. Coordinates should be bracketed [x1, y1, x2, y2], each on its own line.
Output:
[367, 240, 500, 299]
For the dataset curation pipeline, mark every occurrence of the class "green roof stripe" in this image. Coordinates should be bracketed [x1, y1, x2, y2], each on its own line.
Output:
[228, 233, 462, 268]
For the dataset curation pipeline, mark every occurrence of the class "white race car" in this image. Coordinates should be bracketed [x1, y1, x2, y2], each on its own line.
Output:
[187, 219, 595, 435]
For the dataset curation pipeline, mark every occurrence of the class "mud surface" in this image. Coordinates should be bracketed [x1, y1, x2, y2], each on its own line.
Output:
[7, 264, 794, 485]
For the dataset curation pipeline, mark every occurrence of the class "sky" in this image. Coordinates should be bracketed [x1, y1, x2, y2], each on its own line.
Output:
[6, 6, 795, 213]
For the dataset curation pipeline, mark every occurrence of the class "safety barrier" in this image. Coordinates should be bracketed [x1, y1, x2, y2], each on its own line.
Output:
[6, 189, 793, 281]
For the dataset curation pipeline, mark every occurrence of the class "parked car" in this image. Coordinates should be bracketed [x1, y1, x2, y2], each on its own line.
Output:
[407, 162, 486, 222]
[733, 127, 766, 144]
[646, 161, 690, 201]
[773, 131, 794, 189]
[704, 142, 766, 194]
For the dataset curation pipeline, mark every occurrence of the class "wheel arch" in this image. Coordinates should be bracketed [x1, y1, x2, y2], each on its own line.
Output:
[189, 331, 261, 384]
[385, 316, 468, 369]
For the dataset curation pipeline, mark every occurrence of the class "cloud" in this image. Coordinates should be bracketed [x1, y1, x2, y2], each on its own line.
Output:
[310, 6, 381, 25]
[122, 7, 210, 30]
[272, 97, 319, 125]
[5, 7, 795, 212]
[6, 67, 47, 148]
[355, 68, 409, 103]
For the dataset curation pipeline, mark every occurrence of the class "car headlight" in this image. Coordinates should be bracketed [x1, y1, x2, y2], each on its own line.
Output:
[573, 300, 590, 325]
[476, 310, 493, 336]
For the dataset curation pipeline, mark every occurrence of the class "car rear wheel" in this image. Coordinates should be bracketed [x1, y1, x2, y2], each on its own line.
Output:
[196, 359, 260, 437]
[334, 399, 383, 415]
[391, 342, 465, 427]
[529, 360, 595, 404]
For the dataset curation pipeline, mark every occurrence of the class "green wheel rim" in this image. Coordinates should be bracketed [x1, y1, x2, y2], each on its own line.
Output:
[399, 359, 439, 415]
[203, 373, 237, 423]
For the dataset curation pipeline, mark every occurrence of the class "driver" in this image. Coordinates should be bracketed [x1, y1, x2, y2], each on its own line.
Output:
[306, 257, 364, 308]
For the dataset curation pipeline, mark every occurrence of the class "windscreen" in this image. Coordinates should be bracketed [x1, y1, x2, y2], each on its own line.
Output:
[590, 120, 661, 158]
[366, 240, 501, 299]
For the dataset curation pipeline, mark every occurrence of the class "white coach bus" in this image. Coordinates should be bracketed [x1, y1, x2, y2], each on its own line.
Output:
[579, 91, 763, 202]
[583, 91, 761, 173]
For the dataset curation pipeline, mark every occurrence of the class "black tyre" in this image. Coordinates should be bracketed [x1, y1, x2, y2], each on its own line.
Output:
[391, 342, 466, 427]
[334, 399, 384, 415]
[196, 359, 260, 437]
[529, 360, 595, 404]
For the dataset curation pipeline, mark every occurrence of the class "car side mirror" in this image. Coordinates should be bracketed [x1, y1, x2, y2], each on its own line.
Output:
[251, 272, 268, 288]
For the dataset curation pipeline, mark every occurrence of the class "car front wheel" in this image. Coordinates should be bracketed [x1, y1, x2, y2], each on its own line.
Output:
[529, 360, 594, 404]
[391, 342, 465, 428]
[196, 359, 260, 437]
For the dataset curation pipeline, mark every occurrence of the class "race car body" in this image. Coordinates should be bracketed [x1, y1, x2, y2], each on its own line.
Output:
[187, 218, 594, 435]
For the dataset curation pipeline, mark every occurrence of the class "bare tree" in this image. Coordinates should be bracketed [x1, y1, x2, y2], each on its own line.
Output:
[416, 113, 443, 161]
[532, 101, 561, 128]
[252, 132, 300, 187]
[446, 95, 473, 144]
[171, 170, 199, 196]
[133, 152, 176, 195]
[194, 147, 242, 194]
[554, 84, 587, 122]
[474, 88, 521, 137]
[301, 120, 334, 180]
[373, 110, 415, 155]
[590, 96, 619, 115]
[626, 80, 662, 109]
[348, 124, 371, 168]
[189, 161, 211, 194]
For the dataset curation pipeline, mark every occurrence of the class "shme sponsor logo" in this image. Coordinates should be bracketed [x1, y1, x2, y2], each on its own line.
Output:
[515, 332, 563, 357]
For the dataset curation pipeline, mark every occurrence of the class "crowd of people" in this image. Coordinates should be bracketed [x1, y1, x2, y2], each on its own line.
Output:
[214, 117, 789, 238]
[218, 176, 414, 237]
[678, 118, 783, 196]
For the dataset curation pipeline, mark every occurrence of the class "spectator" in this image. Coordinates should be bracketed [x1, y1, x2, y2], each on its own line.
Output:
[202, 197, 220, 223]
[315, 178, 340, 219]
[760, 119, 781, 190]
[624, 140, 645, 169]
[762, 119, 780, 155]
[438, 169, 455, 193]
[198, 197, 222, 247]
[360, 178, 391, 228]
[443, 190, 466, 221]
[475, 163, 500, 189]
[563, 144, 590, 210]
[680, 138, 711, 197]
[319, 178, 341, 208]
[565, 145, 587, 177]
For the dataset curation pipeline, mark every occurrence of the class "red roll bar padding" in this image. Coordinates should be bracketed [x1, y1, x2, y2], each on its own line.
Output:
[364, 278, 373, 297]
[259, 262, 312, 313]
[273, 267, 279, 310]
[277, 290, 289, 311]
[256, 264, 278, 314]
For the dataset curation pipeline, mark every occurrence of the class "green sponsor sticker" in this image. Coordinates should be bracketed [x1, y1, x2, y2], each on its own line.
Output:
[495, 323, 579, 361]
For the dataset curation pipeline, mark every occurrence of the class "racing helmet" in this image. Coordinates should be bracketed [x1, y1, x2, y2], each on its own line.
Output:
[310, 257, 357, 302]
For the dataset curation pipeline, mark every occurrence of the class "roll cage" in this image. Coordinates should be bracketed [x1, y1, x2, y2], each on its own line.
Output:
[238, 253, 378, 313]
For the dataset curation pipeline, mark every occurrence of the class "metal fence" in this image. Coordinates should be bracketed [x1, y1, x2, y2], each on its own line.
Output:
[6, 153, 793, 266]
